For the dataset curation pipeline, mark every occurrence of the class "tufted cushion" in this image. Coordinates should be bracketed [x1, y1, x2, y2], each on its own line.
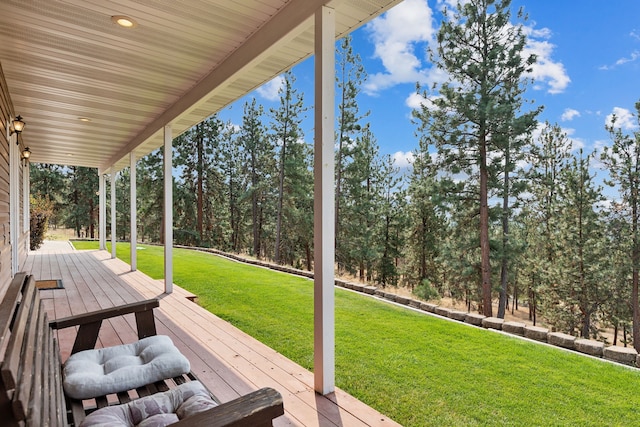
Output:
[79, 381, 218, 427]
[64, 335, 191, 400]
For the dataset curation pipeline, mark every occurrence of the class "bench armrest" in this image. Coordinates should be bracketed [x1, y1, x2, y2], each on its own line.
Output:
[50, 299, 160, 354]
[172, 387, 284, 427]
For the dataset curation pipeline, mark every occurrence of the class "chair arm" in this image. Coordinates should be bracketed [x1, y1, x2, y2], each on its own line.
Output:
[172, 387, 284, 427]
[50, 299, 160, 354]
[50, 299, 160, 329]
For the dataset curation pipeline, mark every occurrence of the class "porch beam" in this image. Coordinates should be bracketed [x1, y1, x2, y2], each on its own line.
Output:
[313, 5, 335, 395]
[130, 152, 137, 271]
[110, 168, 116, 259]
[164, 125, 173, 294]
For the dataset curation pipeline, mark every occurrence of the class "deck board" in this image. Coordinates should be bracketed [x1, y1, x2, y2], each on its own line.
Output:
[23, 241, 401, 427]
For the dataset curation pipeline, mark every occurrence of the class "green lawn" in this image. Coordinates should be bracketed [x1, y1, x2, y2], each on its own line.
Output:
[73, 241, 640, 426]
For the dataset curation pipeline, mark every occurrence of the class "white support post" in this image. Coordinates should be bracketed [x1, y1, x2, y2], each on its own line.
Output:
[9, 123, 18, 275]
[99, 174, 106, 250]
[164, 124, 173, 294]
[110, 168, 116, 259]
[23, 158, 30, 252]
[313, 5, 336, 395]
[130, 152, 137, 271]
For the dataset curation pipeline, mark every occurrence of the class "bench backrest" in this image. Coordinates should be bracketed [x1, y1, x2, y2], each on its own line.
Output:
[0, 273, 66, 426]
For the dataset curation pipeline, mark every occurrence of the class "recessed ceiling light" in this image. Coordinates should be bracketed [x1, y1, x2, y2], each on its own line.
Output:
[111, 15, 137, 28]
[78, 117, 91, 122]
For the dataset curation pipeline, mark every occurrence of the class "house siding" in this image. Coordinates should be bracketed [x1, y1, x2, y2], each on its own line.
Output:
[0, 63, 28, 298]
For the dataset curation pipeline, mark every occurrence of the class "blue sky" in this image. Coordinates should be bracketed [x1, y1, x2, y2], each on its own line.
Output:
[219, 0, 640, 193]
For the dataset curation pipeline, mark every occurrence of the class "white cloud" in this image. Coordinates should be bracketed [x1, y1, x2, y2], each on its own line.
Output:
[364, 0, 435, 94]
[561, 108, 580, 122]
[522, 27, 570, 94]
[605, 107, 637, 130]
[392, 151, 415, 169]
[600, 50, 640, 70]
[256, 75, 284, 101]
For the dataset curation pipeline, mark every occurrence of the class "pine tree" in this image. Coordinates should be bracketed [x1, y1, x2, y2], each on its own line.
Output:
[404, 135, 446, 293]
[239, 98, 274, 259]
[270, 71, 308, 264]
[547, 150, 607, 338]
[174, 116, 223, 245]
[341, 125, 384, 281]
[137, 149, 164, 243]
[601, 100, 640, 350]
[375, 155, 405, 287]
[335, 35, 369, 271]
[520, 122, 572, 324]
[64, 166, 98, 238]
[30, 163, 66, 227]
[417, 0, 539, 315]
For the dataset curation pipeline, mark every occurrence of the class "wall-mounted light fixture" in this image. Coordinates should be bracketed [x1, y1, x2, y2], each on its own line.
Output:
[21, 147, 31, 166]
[21, 147, 30, 160]
[10, 115, 26, 140]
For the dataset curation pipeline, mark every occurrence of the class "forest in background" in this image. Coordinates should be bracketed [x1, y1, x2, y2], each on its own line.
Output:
[30, 0, 640, 351]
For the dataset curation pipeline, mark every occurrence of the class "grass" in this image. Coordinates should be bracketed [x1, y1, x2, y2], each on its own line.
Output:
[72, 240, 640, 426]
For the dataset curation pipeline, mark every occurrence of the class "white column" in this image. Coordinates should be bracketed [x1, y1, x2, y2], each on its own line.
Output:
[164, 125, 173, 294]
[130, 152, 137, 271]
[313, 5, 335, 395]
[110, 168, 116, 259]
[99, 174, 106, 250]
[23, 158, 30, 252]
[9, 125, 19, 275]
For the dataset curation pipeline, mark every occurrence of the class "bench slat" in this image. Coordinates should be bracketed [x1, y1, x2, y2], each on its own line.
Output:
[26, 307, 47, 426]
[1, 276, 38, 391]
[0, 273, 27, 357]
[53, 338, 66, 426]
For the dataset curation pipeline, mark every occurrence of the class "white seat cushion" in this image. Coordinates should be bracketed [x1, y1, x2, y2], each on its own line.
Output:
[63, 335, 190, 400]
[79, 381, 217, 427]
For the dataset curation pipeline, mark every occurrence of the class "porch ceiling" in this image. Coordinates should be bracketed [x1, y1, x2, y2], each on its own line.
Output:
[0, 0, 400, 173]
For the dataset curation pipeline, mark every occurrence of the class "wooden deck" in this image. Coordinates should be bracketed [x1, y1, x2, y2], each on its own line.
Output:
[23, 241, 400, 427]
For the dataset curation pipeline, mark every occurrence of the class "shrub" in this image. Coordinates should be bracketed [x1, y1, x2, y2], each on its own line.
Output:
[30, 195, 54, 250]
[413, 278, 441, 301]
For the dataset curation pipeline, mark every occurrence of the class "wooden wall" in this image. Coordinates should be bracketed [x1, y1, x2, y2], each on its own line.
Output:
[0, 63, 28, 299]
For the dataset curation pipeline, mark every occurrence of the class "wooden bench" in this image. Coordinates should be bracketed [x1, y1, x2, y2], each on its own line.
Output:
[0, 273, 284, 426]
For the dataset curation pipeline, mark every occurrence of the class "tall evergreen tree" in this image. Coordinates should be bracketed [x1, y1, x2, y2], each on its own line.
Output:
[547, 150, 607, 338]
[341, 125, 384, 280]
[601, 100, 640, 350]
[30, 163, 66, 227]
[335, 35, 369, 270]
[65, 166, 98, 238]
[239, 98, 274, 259]
[417, 0, 539, 315]
[270, 71, 307, 264]
[174, 116, 223, 245]
[375, 155, 405, 287]
[137, 149, 164, 243]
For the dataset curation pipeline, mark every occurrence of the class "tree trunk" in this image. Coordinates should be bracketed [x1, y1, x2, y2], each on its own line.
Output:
[275, 134, 287, 264]
[197, 129, 204, 243]
[479, 133, 492, 317]
[498, 153, 510, 318]
[251, 151, 260, 258]
[632, 194, 640, 352]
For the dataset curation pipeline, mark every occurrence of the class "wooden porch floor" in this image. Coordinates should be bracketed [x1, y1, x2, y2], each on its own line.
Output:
[23, 241, 400, 427]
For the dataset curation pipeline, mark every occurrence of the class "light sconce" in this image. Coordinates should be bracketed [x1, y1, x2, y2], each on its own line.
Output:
[10, 115, 26, 140]
[21, 147, 31, 166]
